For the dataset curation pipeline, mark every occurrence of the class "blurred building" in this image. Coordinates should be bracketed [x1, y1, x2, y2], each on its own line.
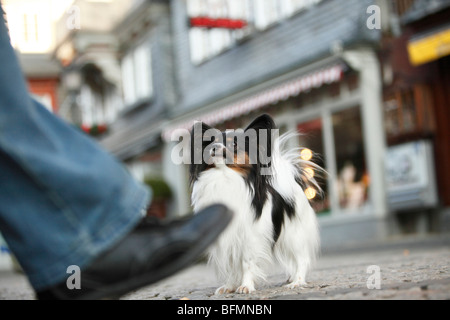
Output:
[381, 0, 450, 234]
[100, 0, 176, 218]
[53, 0, 175, 217]
[54, 0, 131, 135]
[158, 0, 449, 248]
[160, 0, 386, 248]
[7, 0, 447, 246]
[100, 0, 175, 175]
[2, 0, 66, 112]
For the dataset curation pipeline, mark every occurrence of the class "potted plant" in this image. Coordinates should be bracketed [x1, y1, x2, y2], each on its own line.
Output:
[143, 176, 173, 219]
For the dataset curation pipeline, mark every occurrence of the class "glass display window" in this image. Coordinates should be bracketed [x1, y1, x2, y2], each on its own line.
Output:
[332, 107, 369, 212]
[297, 119, 330, 215]
[297, 106, 370, 217]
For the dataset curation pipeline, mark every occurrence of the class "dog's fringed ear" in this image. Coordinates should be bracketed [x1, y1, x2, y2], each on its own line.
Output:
[191, 121, 218, 145]
[191, 121, 213, 135]
[244, 114, 276, 168]
[244, 114, 276, 132]
[190, 121, 213, 164]
[189, 121, 214, 184]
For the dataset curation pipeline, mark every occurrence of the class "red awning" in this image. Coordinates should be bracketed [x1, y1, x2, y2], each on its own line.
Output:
[163, 64, 344, 141]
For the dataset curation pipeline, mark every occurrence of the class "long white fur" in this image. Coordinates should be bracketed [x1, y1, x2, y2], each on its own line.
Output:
[191, 132, 320, 294]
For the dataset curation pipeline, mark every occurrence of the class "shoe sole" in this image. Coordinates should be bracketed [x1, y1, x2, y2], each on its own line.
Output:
[80, 205, 232, 300]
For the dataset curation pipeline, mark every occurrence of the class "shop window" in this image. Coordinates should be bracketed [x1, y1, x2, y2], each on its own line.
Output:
[297, 119, 329, 215]
[384, 84, 435, 144]
[332, 107, 369, 212]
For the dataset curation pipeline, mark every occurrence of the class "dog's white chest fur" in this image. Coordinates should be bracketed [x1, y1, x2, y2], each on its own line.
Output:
[191, 162, 319, 295]
[192, 166, 273, 294]
[192, 165, 251, 214]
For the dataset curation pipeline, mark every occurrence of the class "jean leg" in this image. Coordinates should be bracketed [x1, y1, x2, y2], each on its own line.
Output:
[0, 6, 150, 290]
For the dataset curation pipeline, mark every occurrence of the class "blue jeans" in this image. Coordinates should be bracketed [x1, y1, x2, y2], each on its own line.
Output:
[0, 8, 150, 290]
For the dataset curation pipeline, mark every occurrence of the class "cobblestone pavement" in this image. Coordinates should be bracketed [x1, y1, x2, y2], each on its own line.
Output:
[1, 235, 449, 300]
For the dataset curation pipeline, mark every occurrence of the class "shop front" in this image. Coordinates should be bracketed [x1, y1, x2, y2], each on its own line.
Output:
[271, 50, 388, 248]
[379, 5, 450, 233]
[162, 50, 390, 249]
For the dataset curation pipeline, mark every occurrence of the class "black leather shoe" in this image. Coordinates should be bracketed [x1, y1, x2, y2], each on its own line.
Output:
[36, 204, 232, 300]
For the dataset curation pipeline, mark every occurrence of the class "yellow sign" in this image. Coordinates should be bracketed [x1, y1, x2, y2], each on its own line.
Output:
[408, 28, 450, 66]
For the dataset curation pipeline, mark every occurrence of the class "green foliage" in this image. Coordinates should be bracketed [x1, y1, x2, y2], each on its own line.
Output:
[144, 176, 172, 199]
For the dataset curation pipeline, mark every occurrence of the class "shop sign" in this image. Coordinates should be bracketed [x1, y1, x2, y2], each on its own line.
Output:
[385, 140, 438, 210]
[408, 26, 450, 66]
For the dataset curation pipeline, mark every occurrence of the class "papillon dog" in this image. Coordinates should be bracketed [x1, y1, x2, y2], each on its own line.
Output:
[189, 114, 322, 294]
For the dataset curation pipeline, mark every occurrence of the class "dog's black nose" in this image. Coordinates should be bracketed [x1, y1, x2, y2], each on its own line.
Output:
[210, 143, 226, 158]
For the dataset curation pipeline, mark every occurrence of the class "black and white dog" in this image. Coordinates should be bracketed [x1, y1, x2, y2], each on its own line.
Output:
[190, 114, 321, 294]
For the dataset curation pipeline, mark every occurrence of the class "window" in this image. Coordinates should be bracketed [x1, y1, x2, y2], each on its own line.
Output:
[384, 84, 435, 144]
[254, 0, 323, 27]
[332, 107, 369, 212]
[134, 44, 153, 101]
[79, 85, 95, 127]
[78, 84, 122, 128]
[392, 0, 415, 16]
[253, 0, 280, 30]
[298, 119, 329, 215]
[3, 3, 52, 53]
[121, 42, 153, 106]
[77, 63, 122, 128]
[121, 53, 135, 105]
[186, 0, 323, 64]
[291, 0, 323, 13]
[187, 0, 252, 64]
[23, 13, 38, 44]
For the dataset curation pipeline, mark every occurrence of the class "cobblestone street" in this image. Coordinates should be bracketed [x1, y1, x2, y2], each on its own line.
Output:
[1, 235, 449, 300]
[121, 235, 450, 300]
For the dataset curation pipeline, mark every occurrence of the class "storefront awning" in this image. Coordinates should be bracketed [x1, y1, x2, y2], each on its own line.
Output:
[408, 25, 450, 66]
[162, 63, 344, 141]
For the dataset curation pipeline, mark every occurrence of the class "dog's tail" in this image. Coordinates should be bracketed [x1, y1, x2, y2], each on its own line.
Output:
[270, 132, 326, 200]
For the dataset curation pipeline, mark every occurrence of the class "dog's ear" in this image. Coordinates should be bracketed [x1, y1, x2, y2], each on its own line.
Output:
[189, 121, 214, 184]
[244, 114, 276, 132]
[191, 121, 212, 135]
[244, 114, 276, 169]
[190, 121, 217, 147]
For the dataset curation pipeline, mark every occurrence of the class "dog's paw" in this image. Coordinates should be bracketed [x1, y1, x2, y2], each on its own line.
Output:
[236, 285, 255, 294]
[284, 278, 308, 289]
[215, 286, 235, 295]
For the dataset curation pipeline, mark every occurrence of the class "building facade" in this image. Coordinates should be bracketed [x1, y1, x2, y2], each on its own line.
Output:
[52, 0, 175, 216]
[381, 0, 450, 233]
[54, 0, 131, 135]
[3, 0, 63, 112]
[158, 0, 390, 249]
[156, 0, 450, 248]
[47, 0, 449, 248]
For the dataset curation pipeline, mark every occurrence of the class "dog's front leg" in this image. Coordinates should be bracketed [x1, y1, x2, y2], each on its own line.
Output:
[236, 260, 258, 294]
